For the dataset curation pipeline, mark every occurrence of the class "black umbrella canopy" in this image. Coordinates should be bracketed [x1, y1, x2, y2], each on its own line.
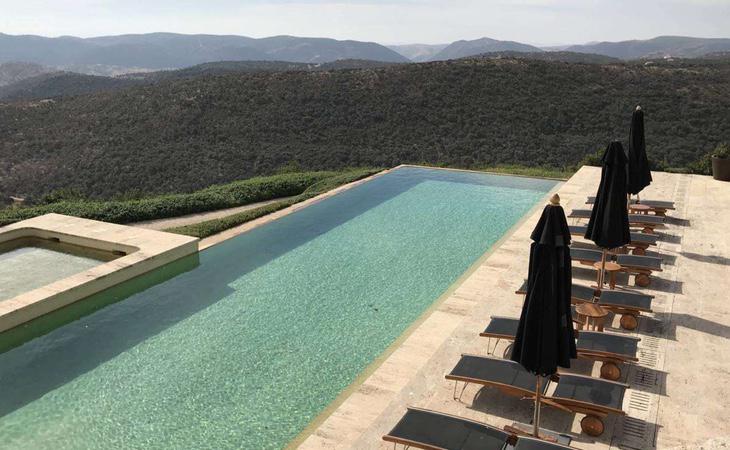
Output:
[585, 141, 632, 249]
[627, 107, 652, 195]
[511, 201, 577, 376]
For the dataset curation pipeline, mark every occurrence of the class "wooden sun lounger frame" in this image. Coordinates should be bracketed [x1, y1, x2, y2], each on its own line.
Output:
[568, 226, 657, 256]
[445, 354, 627, 436]
[568, 210, 664, 234]
[514, 283, 653, 331]
[585, 197, 675, 216]
[572, 252, 662, 288]
[479, 318, 638, 380]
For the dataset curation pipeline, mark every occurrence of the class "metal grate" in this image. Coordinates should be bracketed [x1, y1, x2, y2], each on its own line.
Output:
[628, 391, 652, 412]
[632, 367, 657, 389]
[618, 416, 653, 450]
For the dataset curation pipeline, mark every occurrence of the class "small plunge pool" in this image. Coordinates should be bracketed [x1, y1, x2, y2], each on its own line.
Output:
[0, 238, 119, 301]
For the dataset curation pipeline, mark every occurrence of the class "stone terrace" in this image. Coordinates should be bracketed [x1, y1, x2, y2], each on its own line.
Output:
[295, 166, 730, 449]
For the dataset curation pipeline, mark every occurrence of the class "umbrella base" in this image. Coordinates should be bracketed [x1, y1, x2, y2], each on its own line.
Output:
[505, 422, 572, 445]
[581, 415, 605, 437]
[600, 362, 622, 381]
[619, 313, 639, 330]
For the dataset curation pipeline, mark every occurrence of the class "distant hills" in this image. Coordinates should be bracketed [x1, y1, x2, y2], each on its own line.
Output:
[2, 56, 728, 199]
[0, 62, 55, 86]
[429, 37, 543, 61]
[0, 59, 401, 101]
[3, 33, 728, 77]
[565, 36, 730, 60]
[386, 35, 730, 62]
[0, 33, 408, 73]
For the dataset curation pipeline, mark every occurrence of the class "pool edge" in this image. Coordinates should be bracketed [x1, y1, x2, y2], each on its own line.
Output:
[286, 177, 564, 449]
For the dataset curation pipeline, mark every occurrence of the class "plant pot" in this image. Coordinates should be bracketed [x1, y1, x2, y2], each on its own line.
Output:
[712, 157, 730, 181]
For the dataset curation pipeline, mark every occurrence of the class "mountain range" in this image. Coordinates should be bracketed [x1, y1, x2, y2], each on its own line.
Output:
[565, 35, 730, 60]
[2, 33, 729, 79]
[0, 32, 408, 73]
[387, 35, 730, 62]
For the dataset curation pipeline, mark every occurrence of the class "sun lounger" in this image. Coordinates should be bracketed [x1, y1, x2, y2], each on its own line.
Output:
[568, 209, 664, 233]
[586, 196, 675, 215]
[515, 280, 653, 330]
[569, 225, 658, 255]
[480, 316, 639, 380]
[382, 407, 574, 449]
[446, 355, 627, 437]
[571, 247, 662, 287]
[382, 407, 512, 449]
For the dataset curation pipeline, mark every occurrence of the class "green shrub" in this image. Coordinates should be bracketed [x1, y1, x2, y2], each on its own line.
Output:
[688, 143, 729, 175]
[713, 143, 730, 159]
[578, 148, 604, 167]
[168, 168, 380, 238]
[0, 171, 340, 226]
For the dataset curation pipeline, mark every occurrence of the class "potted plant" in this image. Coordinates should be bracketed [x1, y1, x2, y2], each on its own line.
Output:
[712, 143, 730, 181]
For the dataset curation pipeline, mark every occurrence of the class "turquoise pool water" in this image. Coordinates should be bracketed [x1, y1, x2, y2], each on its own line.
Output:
[0, 167, 556, 449]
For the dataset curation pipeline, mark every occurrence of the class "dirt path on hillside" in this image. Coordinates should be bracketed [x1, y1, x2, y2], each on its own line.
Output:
[132, 196, 297, 230]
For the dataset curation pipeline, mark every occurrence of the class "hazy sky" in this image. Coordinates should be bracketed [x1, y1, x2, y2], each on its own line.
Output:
[1, 0, 729, 46]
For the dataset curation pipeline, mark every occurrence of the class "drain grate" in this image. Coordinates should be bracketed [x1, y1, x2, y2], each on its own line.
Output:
[632, 367, 657, 388]
[618, 416, 655, 450]
[638, 349, 658, 367]
[628, 391, 652, 412]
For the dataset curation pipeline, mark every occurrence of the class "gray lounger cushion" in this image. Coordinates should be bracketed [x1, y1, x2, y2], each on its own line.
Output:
[571, 248, 662, 271]
[449, 355, 548, 395]
[576, 331, 639, 358]
[570, 248, 603, 263]
[482, 316, 520, 338]
[569, 225, 658, 246]
[599, 290, 653, 312]
[516, 279, 595, 302]
[484, 318, 638, 359]
[514, 436, 573, 450]
[616, 254, 662, 271]
[551, 373, 626, 411]
[384, 407, 510, 450]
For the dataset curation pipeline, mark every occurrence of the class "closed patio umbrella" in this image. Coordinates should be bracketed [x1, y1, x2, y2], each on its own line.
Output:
[627, 106, 652, 200]
[585, 141, 632, 288]
[511, 193, 577, 437]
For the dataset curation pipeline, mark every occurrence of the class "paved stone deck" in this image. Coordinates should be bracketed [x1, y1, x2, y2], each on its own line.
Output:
[295, 166, 730, 449]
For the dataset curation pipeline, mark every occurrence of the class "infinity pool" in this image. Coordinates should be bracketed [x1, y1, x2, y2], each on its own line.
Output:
[0, 167, 556, 449]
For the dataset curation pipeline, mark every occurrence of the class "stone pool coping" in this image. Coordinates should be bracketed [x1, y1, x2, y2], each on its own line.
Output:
[0, 213, 198, 333]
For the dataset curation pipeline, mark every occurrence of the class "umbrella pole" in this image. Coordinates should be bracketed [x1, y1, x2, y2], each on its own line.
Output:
[533, 376, 541, 437]
[598, 248, 608, 289]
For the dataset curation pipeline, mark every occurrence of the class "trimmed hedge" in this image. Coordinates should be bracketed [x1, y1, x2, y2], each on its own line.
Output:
[0, 172, 339, 226]
[167, 168, 380, 238]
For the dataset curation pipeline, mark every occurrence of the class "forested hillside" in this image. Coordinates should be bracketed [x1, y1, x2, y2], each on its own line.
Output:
[1, 57, 728, 199]
[0, 59, 401, 101]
